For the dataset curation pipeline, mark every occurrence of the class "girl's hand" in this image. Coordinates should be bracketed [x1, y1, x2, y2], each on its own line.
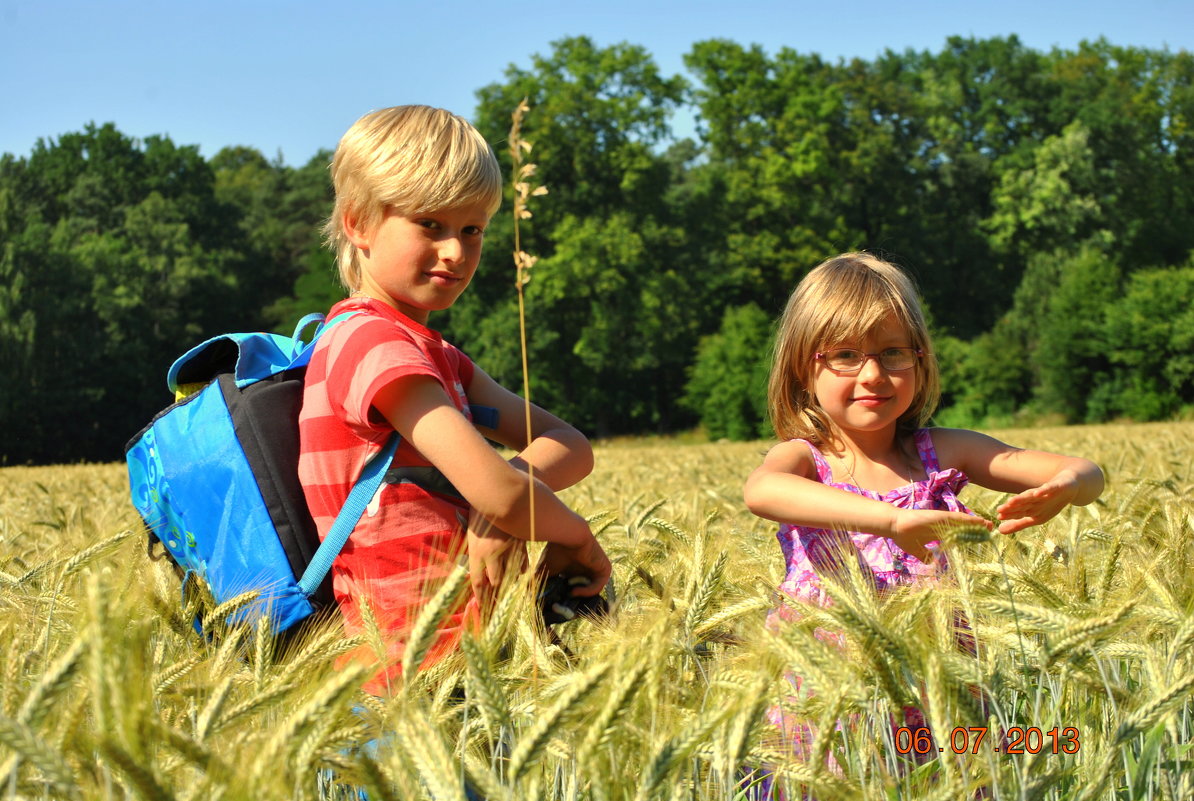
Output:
[996, 472, 1080, 534]
[538, 536, 611, 598]
[466, 510, 528, 607]
[892, 509, 993, 562]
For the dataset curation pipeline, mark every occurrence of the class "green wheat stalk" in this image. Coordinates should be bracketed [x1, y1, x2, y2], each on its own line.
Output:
[507, 664, 609, 781]
[0, 713, 77, 795]
[401, 564, 469, 685]
[509, 98, 547, 541]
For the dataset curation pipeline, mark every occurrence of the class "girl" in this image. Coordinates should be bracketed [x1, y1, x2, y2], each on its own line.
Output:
[740, 254, 1104, 792]
[744, 253, 1104, 606]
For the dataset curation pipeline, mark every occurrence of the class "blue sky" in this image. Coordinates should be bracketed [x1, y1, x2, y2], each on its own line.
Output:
[3, 0, 1191, 166]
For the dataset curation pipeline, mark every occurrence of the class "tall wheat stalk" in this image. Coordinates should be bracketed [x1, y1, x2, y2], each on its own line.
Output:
[508, 98, 547, 542]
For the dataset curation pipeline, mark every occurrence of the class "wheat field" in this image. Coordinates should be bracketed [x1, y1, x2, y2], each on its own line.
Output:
[1, 422, 1192, 800]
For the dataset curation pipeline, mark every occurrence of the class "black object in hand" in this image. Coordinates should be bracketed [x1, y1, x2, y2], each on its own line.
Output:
[538, 574, 609, 625]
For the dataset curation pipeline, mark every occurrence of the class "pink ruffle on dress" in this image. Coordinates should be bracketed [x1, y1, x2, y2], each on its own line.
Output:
[770, 428, 970, 617]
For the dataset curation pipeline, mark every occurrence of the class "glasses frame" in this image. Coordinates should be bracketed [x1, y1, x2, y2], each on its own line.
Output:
[814, 347, 924, 374]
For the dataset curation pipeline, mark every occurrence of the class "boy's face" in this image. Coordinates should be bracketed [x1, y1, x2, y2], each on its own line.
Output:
[350, 202, 490, 325]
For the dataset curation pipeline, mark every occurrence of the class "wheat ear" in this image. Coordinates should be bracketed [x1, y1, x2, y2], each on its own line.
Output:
[461, 632, 512, 737]
[98, 738, 171, 801]
[392, 707, 468, 801]
[1114, 672, 1194, 743]
[0, 713, 77, 794]
[194, 673, 235, 742]
[578, 661, 648, 757]
[16, 635, 85, 729]
[508, 664, 610, 781]
[401, 564, 469, 685]
[633, 708, 729, 801]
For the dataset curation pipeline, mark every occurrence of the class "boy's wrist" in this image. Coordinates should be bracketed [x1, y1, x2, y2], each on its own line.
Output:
[554, 512, 594, 550]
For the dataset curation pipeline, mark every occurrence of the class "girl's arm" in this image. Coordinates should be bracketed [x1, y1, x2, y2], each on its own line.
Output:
[373, 375, 609, 596]
[743, 440, 990, 562]
[932, 428, 1105, 534]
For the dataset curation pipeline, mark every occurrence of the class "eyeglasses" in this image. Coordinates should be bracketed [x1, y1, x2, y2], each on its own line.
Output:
[815, 347, 923, 373]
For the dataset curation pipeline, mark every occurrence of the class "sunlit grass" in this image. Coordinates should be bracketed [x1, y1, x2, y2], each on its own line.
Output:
[1, 422, 1192, 799]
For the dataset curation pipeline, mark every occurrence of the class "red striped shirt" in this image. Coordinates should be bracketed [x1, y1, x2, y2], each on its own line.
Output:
[298, 297, 478, 693]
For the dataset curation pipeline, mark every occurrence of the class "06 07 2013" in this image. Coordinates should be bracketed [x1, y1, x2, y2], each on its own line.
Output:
[893, 726, 1081, 755]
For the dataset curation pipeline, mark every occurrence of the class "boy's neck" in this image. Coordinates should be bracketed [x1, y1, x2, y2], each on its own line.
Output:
[358, 290, 431, 326]
[345, 294, 439, 337]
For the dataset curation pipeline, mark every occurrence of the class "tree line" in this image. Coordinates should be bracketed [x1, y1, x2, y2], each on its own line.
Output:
[1, 35, 1192, 464]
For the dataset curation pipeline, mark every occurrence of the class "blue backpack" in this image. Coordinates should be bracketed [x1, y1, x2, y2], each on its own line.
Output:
[125, 313, 397, 635]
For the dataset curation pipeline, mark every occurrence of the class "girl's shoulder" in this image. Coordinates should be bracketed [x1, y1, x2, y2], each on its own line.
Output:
[918, 427, 1010, 474]
[758, 438, 823, 482]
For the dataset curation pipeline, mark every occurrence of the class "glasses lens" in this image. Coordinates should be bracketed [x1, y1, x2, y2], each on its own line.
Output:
[826, 349, 864, 371]
[880, 348, 916, 370]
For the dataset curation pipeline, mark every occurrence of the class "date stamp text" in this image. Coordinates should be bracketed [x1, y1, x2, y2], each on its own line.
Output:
[894, 726, 1082, 756]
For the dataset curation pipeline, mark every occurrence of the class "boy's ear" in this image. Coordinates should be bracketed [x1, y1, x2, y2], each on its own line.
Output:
[342, 210, 372, 250]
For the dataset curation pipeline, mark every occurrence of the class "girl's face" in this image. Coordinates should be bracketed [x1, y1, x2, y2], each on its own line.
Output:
[811, 313, 918, 442]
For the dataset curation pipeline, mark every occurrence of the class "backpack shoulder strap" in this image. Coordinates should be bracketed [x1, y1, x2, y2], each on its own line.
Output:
[297, 433, 400, 598]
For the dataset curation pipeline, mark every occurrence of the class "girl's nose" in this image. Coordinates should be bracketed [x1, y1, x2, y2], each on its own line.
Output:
[857, 354, 887, 381]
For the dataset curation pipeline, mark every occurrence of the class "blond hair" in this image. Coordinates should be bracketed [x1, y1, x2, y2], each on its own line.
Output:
[767, 253, 940, 445]
[324, 105, 503, 292]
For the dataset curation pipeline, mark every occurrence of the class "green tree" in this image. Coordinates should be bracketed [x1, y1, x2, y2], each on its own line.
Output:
[683, 40, 853, 307]
[211, 146, 338, 328]
[459, 37, 691, 435]
[0, 125, 281, 463]
[983, 122, 1104, 264]
[683, 303, 773, 440]
[1047, 42, 1194, 272]
[1093, 262, 1194, 420]
[936, 239, 1117, 426]
[934, 321, 1033, 426]
[682, 36, 1059, 339]
[1032, 243, 1122, 422]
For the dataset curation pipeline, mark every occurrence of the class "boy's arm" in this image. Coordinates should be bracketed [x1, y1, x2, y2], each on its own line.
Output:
[464, 365, 593, 491]
[743, 440, 988, 562]
[374, 374, 609, 594]
[933, 428, 1104, 534]
[462, 365, 595, 598]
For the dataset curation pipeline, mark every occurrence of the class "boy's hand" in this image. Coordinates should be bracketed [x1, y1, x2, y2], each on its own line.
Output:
[996, 472, 1080, 534]
[466, 510, 527, 607]
[892, 509, 993, 563]
[537, 536, 611, 598]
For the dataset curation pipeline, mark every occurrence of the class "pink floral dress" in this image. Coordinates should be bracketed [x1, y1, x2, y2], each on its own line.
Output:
[763, 429, 974, 768]
[771, 428, 970, 616]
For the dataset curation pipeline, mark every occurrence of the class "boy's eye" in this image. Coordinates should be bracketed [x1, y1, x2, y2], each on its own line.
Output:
[463, 225, 485, 236]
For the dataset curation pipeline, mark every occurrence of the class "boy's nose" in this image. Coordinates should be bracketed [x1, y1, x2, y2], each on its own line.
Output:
[438, 236, 464, 263]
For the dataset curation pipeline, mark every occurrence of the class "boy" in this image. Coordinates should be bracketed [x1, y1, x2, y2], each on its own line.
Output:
[298, 105, 609, 693]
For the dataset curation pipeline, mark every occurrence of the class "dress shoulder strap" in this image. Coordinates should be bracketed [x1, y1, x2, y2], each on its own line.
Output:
[914, 429, 942, 474]
[795, 439, 834, 483]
